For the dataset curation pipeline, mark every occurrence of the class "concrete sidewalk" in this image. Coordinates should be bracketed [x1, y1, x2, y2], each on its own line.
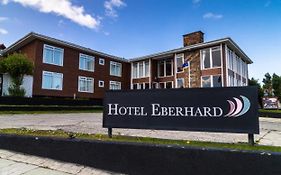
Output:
[0, 149, 119, 175]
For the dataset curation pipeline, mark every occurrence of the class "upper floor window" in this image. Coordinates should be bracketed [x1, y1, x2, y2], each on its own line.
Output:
[79, 54, 95, 72]
[42, 71, 63, 90]
[78, 76, 94, 93]
[110, 61, 122, 77]
[176, 54, 184, 73]
[43, 44, 64, 66]
[99, 58, 105, 65]
[201, 46, 221, 69]
[110, 81, 121, 90]
[158, 59, 173, 77]
[132, 60, 149, 78]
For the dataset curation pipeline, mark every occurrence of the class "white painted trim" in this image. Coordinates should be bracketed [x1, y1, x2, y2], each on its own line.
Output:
[149, 58, 152, 89]
[79, 53, 95, 72]
[174, 54, 177, 88]
[43, 44, 64, 67]
[99, 58, 105, 65]
[130, 63, 133, 89]
[225, 45, 229, 87]
[98, 80, 104, 88]
[78, 76, 94, 93]
[42, 71, 63, 91]
[188, 61, 191, 88]
[109, 80, 121, 90]
[220, 44, 224, 87]
[110, 61, 122, 77]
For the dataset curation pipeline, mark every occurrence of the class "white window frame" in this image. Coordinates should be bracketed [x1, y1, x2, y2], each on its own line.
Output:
[109, 81, 121, 90]
[43, 44, 64, 66]
[157, 59, 173, 77]
[79, 53, 95, 72]
[176, 78, 185, 88]
[175, 53, 184, 73]
[132, 60, 150, 79]
[201, 46, 221, 70]
[99, 80, 104, 87]
[201, 74, 222, 88]
[42, 71, 63, 90]
[110, 61, 122, 77]
[99, 58, 105, 65]
[78, 76, 94, 93]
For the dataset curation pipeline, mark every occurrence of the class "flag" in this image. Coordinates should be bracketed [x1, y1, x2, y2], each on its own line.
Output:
[182, 62, 189, 68]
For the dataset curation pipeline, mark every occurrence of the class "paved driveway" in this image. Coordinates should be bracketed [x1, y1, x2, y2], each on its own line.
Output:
[0, 113, 280, 146]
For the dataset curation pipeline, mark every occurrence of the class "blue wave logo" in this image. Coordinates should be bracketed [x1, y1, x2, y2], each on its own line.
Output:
[225, 95, 251, 117]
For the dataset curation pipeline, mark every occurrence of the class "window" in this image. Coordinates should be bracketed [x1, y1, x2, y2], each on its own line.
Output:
[158, 59, 173, 77]
[78, 76, 94, 93]
[132, 61, 150, 78]
[133, 84, 138, 89]
[166, 82, 173, 89]
[201, 76, 211, 88]
[110, 81, 121, 90]
[110, 61, 122, 77]
[42, 71, 63, 90]
[99, 58, 105, 65]
[177, 78, 184, 88]
[157, 82, 173, 89]
[176, 54, 184, 73]
[132, 83, 150, 90]
[201, 47, 221, 69]
[202, 75, 222, 88]
[213, 75, 222, 87]
[43, 44, 63, 66]
[79, 54, 95, 72]
[99, 80, 104, 87]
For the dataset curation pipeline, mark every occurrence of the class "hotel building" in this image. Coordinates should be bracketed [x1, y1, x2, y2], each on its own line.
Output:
[1, 31, 252, 100]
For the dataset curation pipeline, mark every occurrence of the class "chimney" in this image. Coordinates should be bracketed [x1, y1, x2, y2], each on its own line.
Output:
[183, 31, 204, 47]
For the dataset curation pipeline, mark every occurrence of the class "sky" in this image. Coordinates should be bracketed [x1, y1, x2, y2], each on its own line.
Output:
[0, 0, 281, 83]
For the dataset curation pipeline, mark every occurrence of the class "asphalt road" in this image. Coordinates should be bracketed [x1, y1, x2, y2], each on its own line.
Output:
[0, 113, 280, 146]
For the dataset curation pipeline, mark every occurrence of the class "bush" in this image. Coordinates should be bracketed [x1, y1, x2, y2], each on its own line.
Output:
[0, 53, 33, 97]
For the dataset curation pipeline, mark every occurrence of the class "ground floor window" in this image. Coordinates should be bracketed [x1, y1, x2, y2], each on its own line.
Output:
[110, 81, 121, 90]
[201, 75, 222, 88]
[154, 81, 174, 89]
[176, 78, 184, 88]
[78, 76, 94, 93]
[132, 83, 150, 90]
[42, 71, 63, 90]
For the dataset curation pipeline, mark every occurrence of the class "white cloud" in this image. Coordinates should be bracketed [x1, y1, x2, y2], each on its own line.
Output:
[0, 28, 8, 34]
[104, 0, 126, 18]
[1, 0, 100, 29]
[0, 16, 8, 21]
[203, 12, 223, 19]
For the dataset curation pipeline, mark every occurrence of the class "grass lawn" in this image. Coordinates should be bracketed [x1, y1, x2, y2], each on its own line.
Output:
[1, 128, 281, 153]
[259, 109, 281, 113]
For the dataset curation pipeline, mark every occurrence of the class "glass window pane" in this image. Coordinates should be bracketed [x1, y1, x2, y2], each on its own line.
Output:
[44, 48, 53, 63]
[166, 60, 172, 76]
[54, 50, 62, 65]
[213, 75, 222, 87]
[202, 76, 211, 87]
[42, 73, 52, 89]
[166, 82, 173, 89]
[139, 62, 143, 77]
[203, 49, 210, 69]
[212, 49, 221, 67]
[133, 63, 137, 78]
[177, 78, 184, 88]
[158, 61, 165, 77]
[53, 75, 62, 90]
[177, 56, 184, 72]
[145, 61, 149, 77]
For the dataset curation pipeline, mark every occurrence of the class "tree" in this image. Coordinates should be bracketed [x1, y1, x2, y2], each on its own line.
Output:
[272, 73, 281, 100]
[262, 73, 273, 97]
[248, 77, 264, 106]
[0, 53, 34, 96]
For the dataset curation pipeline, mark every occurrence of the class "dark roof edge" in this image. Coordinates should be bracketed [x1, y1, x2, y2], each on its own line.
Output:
[3, 32, 129, 63]
[129, 37, 253, 64]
